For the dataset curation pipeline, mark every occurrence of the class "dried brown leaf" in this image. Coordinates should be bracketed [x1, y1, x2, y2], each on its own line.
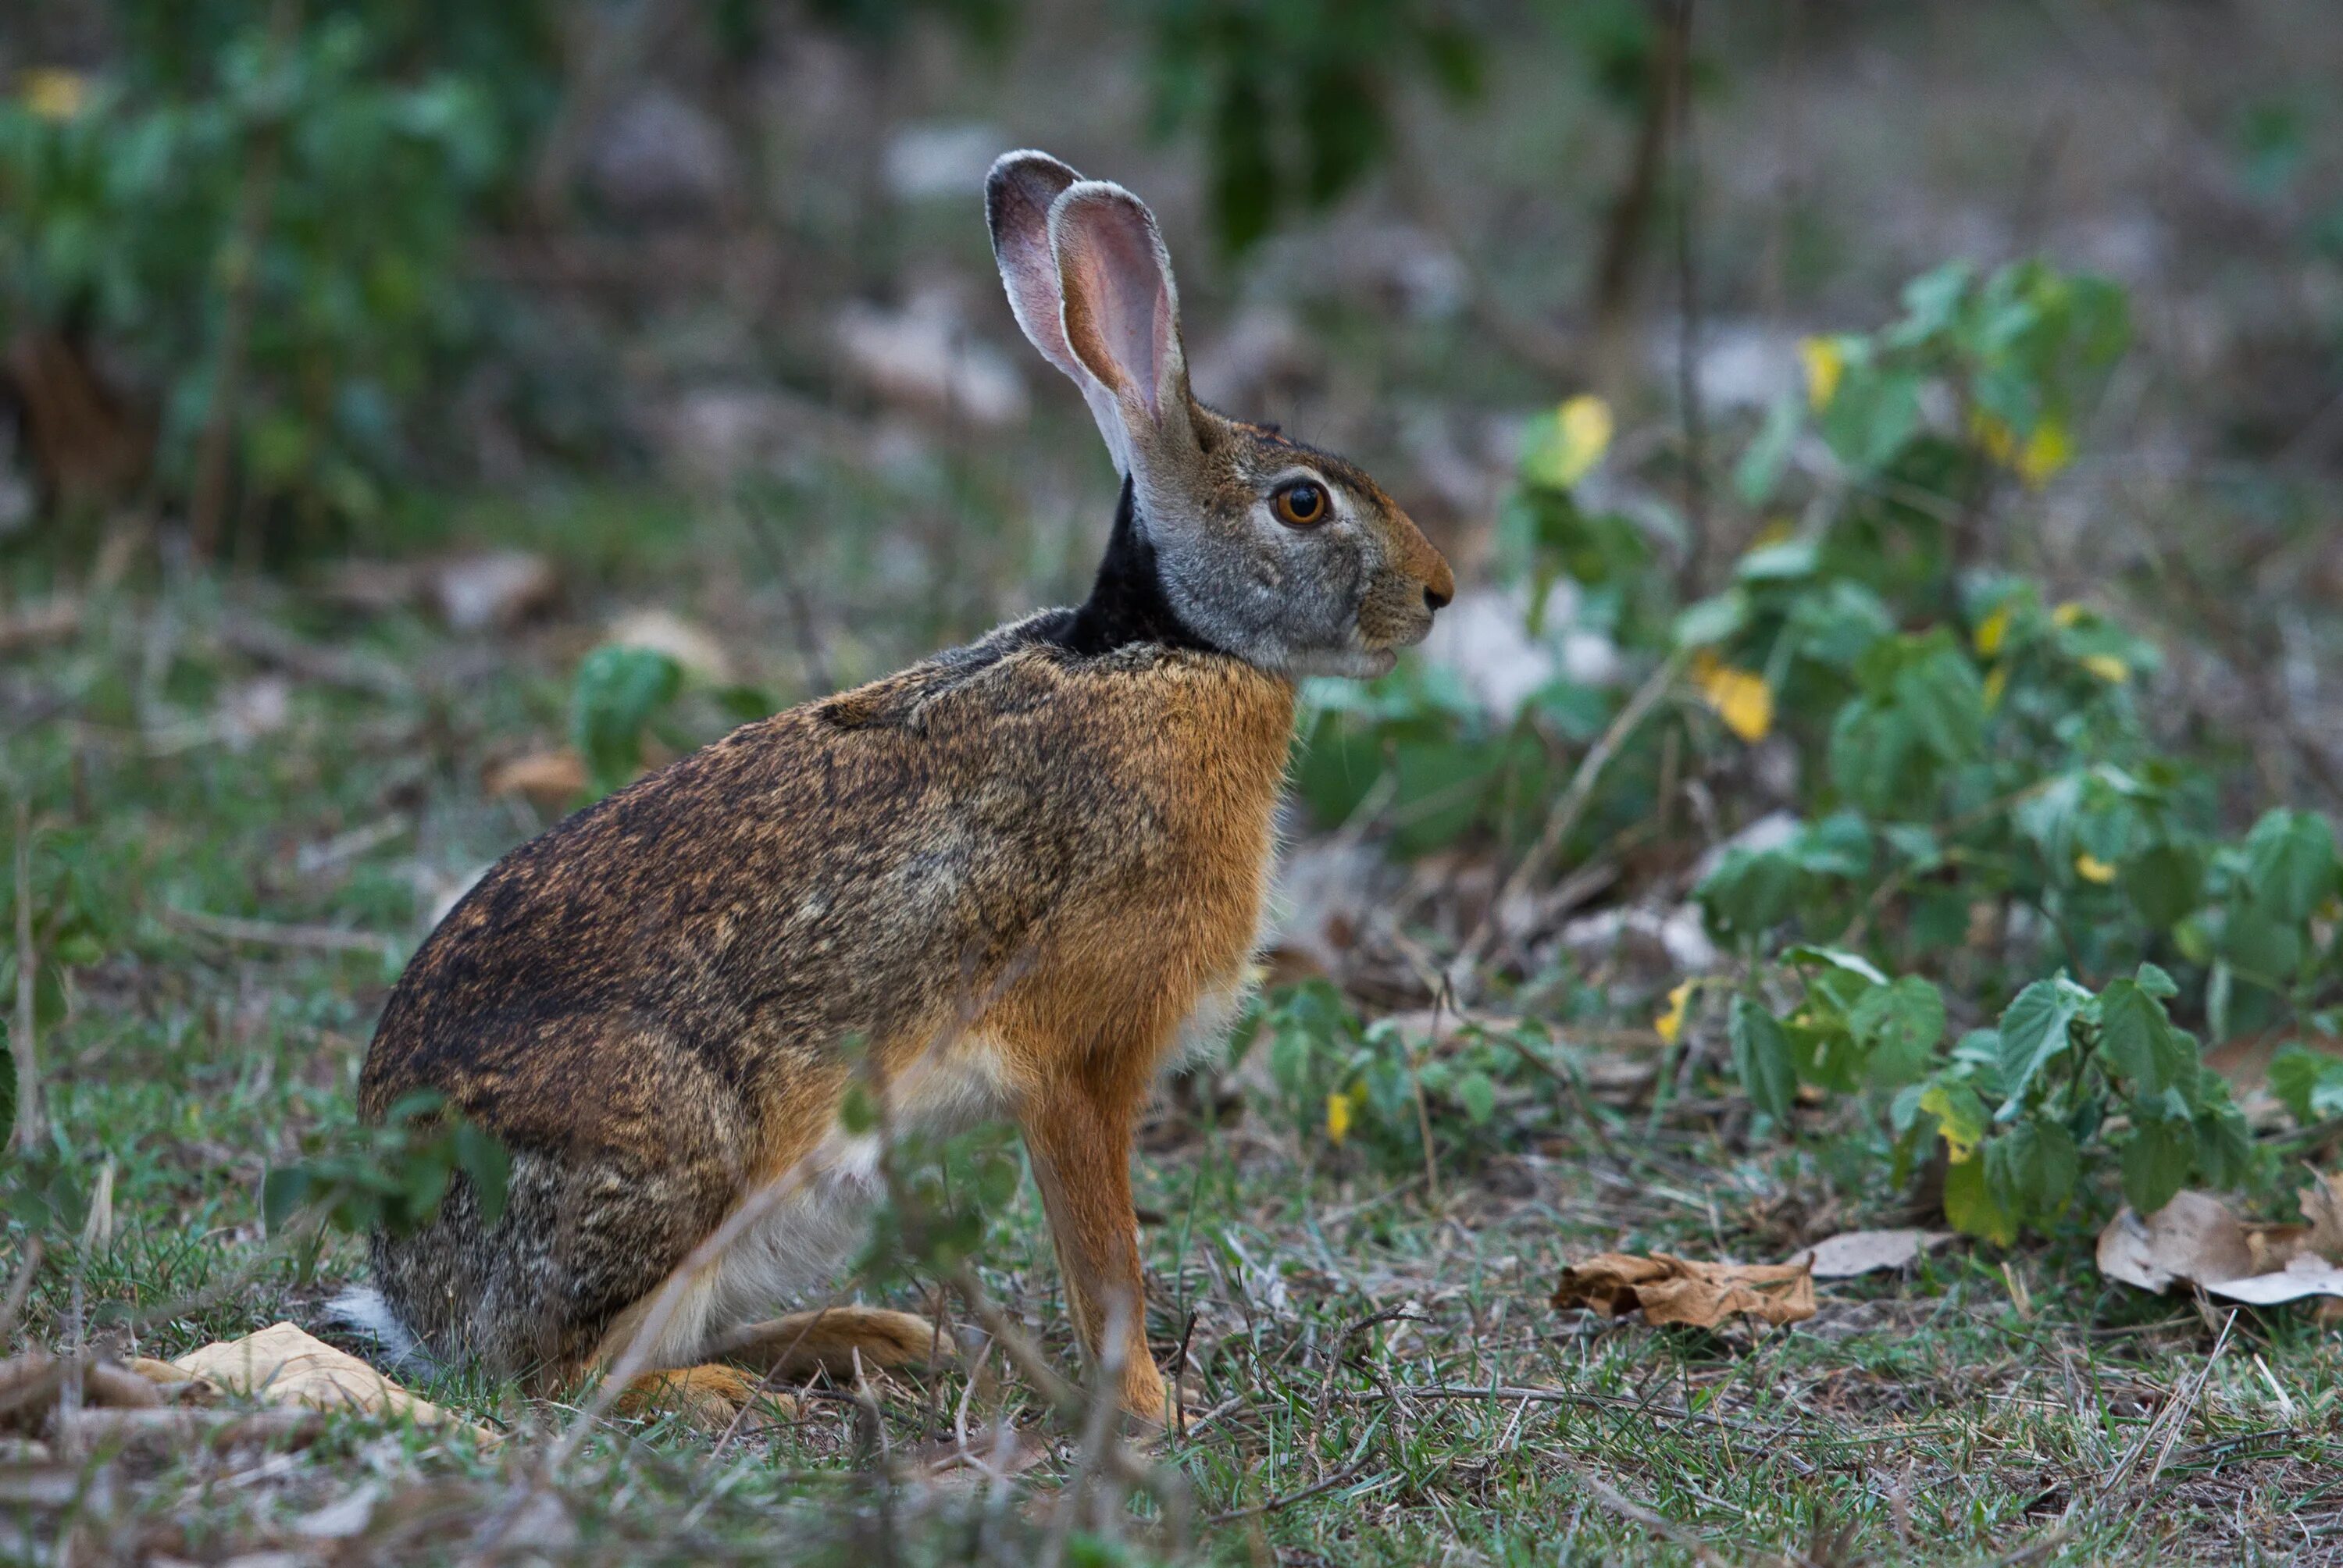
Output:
[1782, 1228, 1952, 1279]
[1553, 1252, 1815, 1327]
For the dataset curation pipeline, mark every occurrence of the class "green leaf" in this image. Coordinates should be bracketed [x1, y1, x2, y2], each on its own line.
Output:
[1994, 979, 2083, 1117]
[1892, 642, 1986, 764]
[453, 1121, 511, 1229]
[2267, 1043, 2343, 1127]
[571, 644, 683, 795]
[1454, 1070, 1497, 1126]
[2097, 978, 2195, 1103]
[1734, 394, 1802, 508]
[2120, 1113, 2194, 1215]
[2124, 843, 2204, 930]
[1986, 1118, 2079, 1218]
[261, 1167, 309, 1234]
[1943, 1148, 2017, 1246]
[1730, 997, 1799, 1124]
[1850, 976, 1946, 1088]
[2244, 808, 2338, 924]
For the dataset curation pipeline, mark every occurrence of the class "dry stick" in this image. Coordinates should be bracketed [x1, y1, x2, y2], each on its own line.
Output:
[12, 800, 37, 1153]
[1325, 1383, 1832, 1443]
[158, 903, 397, 959]
[187, 0, 300, 562]
[0, 1237, 45, 1347]
[1566, 1460, 1732, 1567]
[1452, 650, 1688, 992]
[1667, 0, 1710, 588]
[2079, 1308, 2235, 1514]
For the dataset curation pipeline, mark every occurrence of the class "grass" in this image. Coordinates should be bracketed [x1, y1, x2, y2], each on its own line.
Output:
[5, 536, 2340, 1567]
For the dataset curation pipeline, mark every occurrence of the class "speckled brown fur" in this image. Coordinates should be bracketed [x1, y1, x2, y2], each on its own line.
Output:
[355, 151, 1449, 1424]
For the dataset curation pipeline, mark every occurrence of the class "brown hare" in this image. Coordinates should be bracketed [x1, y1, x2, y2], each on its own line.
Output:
[337, 150, 1453, 1427]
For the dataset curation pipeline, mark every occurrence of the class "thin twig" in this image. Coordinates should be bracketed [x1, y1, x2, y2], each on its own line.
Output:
[1202, 1417, 1382, 1527]
[12, 800, 37, 1153]
[159, 903, 397, 959]
[1453, 650, 1687, 992]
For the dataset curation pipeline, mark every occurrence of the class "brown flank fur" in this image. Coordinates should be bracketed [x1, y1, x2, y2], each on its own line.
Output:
[354, 150, 1448, 1427]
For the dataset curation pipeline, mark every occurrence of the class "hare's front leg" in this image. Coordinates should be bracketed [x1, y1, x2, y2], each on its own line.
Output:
[1018, 1060, 1169, 1425]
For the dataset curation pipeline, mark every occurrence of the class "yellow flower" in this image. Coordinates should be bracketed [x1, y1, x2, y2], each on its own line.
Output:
[2074, 853, 2118, 885]
[1982, 665, 2008, 711]
[2051, 602, 2085, 629]
[1654, 981, 1693, 1045]
[1326, 1091, 1353, 1145]
[2017, 419, 2074, 486]
[2080, 654, 2129, 684]
[1799, 337, 1845, 411]
[21, 68, 85, 122]
[1974, 605, 2012, 657]
[1691, 652, 1774, 743]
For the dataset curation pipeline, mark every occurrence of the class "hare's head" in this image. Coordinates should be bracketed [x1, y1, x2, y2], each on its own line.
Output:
[986, 151, 1453, 679]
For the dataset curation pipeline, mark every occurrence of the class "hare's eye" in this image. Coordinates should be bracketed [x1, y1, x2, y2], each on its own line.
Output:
[1271, 481, 1328, 528]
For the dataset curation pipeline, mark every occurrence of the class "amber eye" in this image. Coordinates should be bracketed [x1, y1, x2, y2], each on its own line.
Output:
[1271, 480, 1329, 528]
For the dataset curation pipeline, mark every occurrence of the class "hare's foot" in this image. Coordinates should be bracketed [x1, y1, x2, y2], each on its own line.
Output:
[615, 1364, 796, 1432]
[719, 1306, 945, 1383]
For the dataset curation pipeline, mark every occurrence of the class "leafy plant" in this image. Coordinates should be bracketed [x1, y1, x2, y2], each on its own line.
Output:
[571, 644, 684, 796]
[262, 1089, 509, 1253]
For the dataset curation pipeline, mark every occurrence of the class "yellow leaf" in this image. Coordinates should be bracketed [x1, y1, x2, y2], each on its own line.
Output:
[1799, 337, 1845, 412]
[1917, 1085, 1981, 1164]
[20, 68, 85, 122]
[1692, 653, 1774, 743]
[2074, 853, 2117, 885]
[1326, 1091, 1352, 1146]
[1982, 665, 2008, 711]
[1974, 605, 2012, 657]
[2017, 419, 2073, 486]
[2080, 653, 2129, 684]
[1751, 516, 1796, 549]
[2051, 601, 2085, 629]
[1654, 981, 1692, 1045]
[1522, 394, 1614, 490]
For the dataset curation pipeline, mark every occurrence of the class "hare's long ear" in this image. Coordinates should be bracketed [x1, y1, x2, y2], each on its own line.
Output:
[986, 151, 1132, 476]
[1047, 180, 1196, 483]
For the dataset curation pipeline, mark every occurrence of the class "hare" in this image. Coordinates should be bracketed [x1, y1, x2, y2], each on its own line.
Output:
[339, 150, 1452, 1427]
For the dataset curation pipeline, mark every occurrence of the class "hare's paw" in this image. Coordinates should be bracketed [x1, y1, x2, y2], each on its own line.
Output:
[619, 1364, 796, 1433]
[728, 1306, 945, 1382]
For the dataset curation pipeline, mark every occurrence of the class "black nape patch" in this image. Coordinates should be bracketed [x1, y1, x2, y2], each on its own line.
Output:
[1048, 479, 1223, 658]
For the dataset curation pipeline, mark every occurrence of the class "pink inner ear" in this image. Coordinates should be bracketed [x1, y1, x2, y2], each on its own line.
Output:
[1057, 198, 1172, 417]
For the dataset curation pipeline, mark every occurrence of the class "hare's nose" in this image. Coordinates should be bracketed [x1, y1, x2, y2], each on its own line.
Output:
[1424, 583, 1452, 613]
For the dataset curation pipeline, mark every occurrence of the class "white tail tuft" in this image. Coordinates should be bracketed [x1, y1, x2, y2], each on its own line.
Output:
[323, 1287, 439, 1378]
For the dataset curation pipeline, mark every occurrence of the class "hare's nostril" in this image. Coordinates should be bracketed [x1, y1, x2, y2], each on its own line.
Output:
[1424, 583, 1452, 613]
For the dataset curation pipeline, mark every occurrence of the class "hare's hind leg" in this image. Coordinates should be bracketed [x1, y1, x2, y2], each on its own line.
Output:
[716, 1305, 944, 1383]
[1017, 1059, 1170, 1425]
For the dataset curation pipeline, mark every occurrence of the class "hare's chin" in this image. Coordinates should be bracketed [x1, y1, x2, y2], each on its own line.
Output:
[1295, 647, 1399, 680]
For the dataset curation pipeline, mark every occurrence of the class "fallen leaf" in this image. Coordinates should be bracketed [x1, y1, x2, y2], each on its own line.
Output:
[1782, 1228, 1951, 1279]
[1553, 1253, 1815, 1328]
[2095, 1191, 2258, 1292]
[607, 607, 734, 685]
[430, 551, 558, 633]
[172, 1322, 497, 1442]
[485, 749, 587, 811]
[2096, 1187, 2343, 1306]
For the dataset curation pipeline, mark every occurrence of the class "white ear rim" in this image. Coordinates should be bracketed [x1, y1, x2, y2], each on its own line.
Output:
[984, 150, 1132, 476]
